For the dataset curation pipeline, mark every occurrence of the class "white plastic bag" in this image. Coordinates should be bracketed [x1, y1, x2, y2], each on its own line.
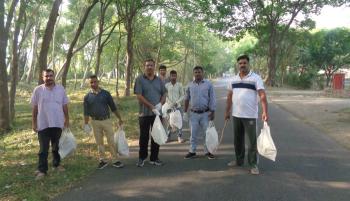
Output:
[169, 110, 183, 129]
[59, 128, 77, 159]
[114, 128, 129, 157]
[257, 122, 277, 161]
[205, 121, 219, 154]
[162, 102, 170, 118]
[151, 115, 168, 145]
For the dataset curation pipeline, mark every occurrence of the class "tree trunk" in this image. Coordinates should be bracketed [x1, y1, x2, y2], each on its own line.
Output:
[26, 23, 39, 83]
[182, 48, 189, 84]
[266, 28, 278, 87]
[37, 0, 62, 84]
[61, 0, 98, 88]
[80, 39, 97, 88]
[155, 12, 162, 69]
[115, 23, 123, 97]
[10, 0, 26, 121]
[124, 17, 134, 96]
[0, 0, 18, 132]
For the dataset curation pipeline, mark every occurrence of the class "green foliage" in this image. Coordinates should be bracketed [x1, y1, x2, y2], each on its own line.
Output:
[285, 71, 316, 89]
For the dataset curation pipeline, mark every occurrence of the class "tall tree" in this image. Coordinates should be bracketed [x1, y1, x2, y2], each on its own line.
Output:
[10, 0, 26, 121]
[61, 0, 98, 88]
[194, 0, 347, 86]
[0, 0, 18, 132]
[36, 0, 62, 84]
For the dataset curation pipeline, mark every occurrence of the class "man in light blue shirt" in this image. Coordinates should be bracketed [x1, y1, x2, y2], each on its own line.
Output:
[184, 66, 216, 159]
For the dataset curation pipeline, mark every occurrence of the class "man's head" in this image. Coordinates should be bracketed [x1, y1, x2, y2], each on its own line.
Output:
[144, 58, 155, 76]
[159, 64, 167, 78]
[169, 70, 177, 83]
[89, 75, 99, 90]
[193, 66, 204, 81]
[237, 54, 250, 75]
[42, 69, 55, 86]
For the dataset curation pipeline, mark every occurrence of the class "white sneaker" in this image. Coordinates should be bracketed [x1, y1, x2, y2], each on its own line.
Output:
[250, 166, 260, 175]
[178, 137, 185, 143]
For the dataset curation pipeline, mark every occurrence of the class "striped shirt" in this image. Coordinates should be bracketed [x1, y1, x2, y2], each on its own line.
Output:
[227, 71, 264, 118]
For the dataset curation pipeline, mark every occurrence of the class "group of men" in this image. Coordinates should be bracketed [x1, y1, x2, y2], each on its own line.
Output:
[31, 54, 268, 180]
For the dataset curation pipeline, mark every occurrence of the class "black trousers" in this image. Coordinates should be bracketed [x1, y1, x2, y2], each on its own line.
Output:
[139, 116, 160, 161]
[37, 127, 62, 173]
[232, 117, 258, 167]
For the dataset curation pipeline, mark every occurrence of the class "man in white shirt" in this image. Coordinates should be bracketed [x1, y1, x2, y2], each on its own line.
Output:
[224, 55, 269, 175]
[165, 70, 185, 143]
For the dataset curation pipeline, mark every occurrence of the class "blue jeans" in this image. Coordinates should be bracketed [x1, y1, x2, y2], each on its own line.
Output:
[189, 112, 209, 153]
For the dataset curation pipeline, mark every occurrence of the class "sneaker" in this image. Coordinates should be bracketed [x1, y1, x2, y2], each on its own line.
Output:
[136, 159, 145, 167]
[149, 159, 163, 166]
[178, 137, 185, 143]
[35, 172, 46, 180]
[112, 161, 124, 168]
[97, 161, 108, 169]
[184, 152, 196, 159]
[227, 161, 243, 167]
[250, 165, 260, 175]
[205, 152, 215, 160]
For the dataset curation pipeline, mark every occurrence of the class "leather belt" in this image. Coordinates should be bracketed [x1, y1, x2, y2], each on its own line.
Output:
[190, 109, 209, 114]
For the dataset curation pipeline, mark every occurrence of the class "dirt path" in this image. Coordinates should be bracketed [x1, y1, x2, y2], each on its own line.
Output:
[268, 88, 350, 150]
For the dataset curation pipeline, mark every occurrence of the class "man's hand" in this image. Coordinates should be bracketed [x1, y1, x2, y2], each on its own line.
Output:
[32, 123, 38, 133]
[208, 111, 215, 121]
[64, 120, 69, 128]
[155, 103, 162, 111]
[224, 111, 231, 121]
[152, 109, 161, 116]
[262, 112, 269, 122]
[84, 124, 92, 134]
[183, 113, 189, 122]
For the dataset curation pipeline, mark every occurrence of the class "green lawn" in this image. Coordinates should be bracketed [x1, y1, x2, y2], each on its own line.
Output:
[0, 79, 139, 201]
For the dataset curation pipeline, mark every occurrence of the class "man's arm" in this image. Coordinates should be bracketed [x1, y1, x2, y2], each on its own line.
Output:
[32, 105, 38, 132]
[136, 94, 156, 110]
[225, 90, 233, 120]
[113, 110, 123, 125]
[258, 89, 269, 121]
[63, 104, 69, 128]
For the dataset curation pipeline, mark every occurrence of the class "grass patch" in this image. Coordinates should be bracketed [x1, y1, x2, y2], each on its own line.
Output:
[0, 79, 139, 201]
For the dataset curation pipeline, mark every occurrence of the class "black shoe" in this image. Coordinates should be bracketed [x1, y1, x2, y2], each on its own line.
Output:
[205, 152, 215, 160]
[112, 161, 124, 168]
[149, 159, 163, 166]
[184, 152, 196, 159]
[97, 161, 108, 169]
[136, 159, 145, 167]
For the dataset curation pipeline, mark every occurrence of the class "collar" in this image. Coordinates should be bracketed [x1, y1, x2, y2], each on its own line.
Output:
[90, 87, 102, 94]
[238, 70, 252, 78]
[143, 74, 158, 81]
[192, 79, 205, 84]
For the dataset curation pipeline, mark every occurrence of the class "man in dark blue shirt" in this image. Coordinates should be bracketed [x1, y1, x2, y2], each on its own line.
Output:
[83, 75, 124, 169]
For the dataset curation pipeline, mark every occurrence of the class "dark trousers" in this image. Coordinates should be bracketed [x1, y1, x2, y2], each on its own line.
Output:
[139, 116, 160, 161]
[37, 127, 62, 173]
[233, 117, 257, 167]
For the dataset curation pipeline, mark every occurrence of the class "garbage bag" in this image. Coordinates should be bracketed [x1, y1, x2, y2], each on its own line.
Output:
[169, 109, 183, 129]
[151, 115, 168, 145]
[59, 128, 77, 159]
[205, 121, 219, 154]
[114, 128, 129, 157]
[257, 122, 277, 161]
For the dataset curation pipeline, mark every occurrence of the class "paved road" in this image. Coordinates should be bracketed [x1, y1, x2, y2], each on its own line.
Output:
[55, 78, 350, 201]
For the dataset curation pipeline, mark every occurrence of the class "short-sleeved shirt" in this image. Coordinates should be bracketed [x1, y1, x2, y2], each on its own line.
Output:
[185, 79, 216, 112]
[30, 84, 69, 131]
[134, 74, 166, 117]
[227, 71, 265, 118]
[83, 89, 117, 118]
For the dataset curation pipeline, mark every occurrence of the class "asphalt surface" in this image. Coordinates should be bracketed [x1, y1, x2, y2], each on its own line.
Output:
[54, 78, 350, 201]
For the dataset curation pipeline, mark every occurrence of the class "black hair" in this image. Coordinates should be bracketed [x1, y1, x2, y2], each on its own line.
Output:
[170, 70, 177, 75]
[159, 64, 167, 70]
[193, 66, 203, 72]
[237, 54, 250, 62]
[144, 58, 155, 65]
[43, 69, 55, 74]
[89, 75, 98, 79]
